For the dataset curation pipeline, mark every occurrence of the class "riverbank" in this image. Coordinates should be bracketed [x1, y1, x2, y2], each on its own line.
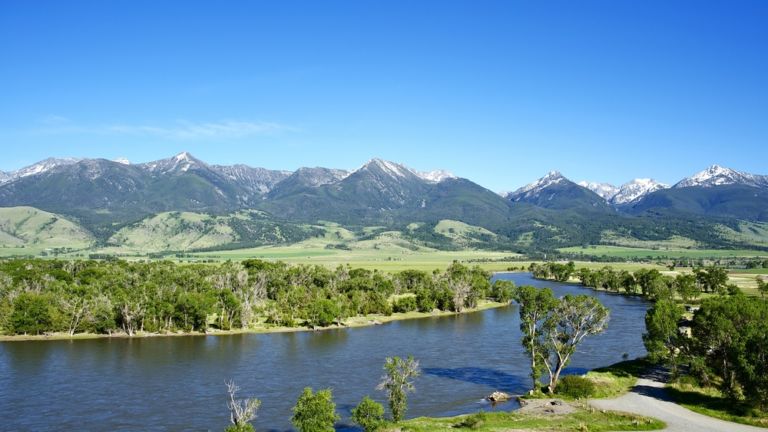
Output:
[383, 403, 665, 431]
[0, 299, 510, 342]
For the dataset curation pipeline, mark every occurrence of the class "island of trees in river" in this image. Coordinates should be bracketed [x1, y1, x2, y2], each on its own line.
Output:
[0, 259, 513, 337]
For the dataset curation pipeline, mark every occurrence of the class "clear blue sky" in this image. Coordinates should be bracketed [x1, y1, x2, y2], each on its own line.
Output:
[1, 0, 766, 191]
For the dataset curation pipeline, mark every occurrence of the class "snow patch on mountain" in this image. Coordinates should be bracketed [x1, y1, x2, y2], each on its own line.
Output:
[8, 158, 82, 181]
[416, 169, 456, 183]
[674, 165, 768, 188]
[611, 178, 668, 204]
[578, 181, 619, 200]
[113, 157, 131, 165]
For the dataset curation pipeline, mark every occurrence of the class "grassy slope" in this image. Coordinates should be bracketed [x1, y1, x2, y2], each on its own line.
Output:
[0, 206, 94, 255]
[107, 211, 237, 252]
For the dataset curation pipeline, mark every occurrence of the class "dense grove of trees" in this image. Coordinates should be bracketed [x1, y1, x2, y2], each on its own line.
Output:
[529, 262, 734, 301]
[643, 289, 768, 412]
[0, 259, 507, 336]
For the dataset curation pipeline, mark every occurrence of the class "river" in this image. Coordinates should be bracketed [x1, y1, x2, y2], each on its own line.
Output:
[0, 273, 648, 431]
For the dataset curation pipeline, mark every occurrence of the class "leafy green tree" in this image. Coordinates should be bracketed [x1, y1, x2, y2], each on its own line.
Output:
[291, 387, 339, 432]
[694, 266, 729, 294]
[757, 277, 768, 299]
[674, 274, 699, 302]
[351, 396, 386, 432]
[490, 280, 515, 303]
[643, 299, 684, 368]
[10, 291, 56, 335]
[307, 298, 341, 327]
[377, 356, 421, 422]
[514, 285, 556, 391]
[541, 295, 610, 393]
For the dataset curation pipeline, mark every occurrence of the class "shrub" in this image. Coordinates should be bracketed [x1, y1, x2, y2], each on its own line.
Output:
[392, 296, 417, 313]
[351, 396, 385, 432]
[291, 387, 339, 432]
[454, 411, 487, 429]
[556, 375, 595, 399]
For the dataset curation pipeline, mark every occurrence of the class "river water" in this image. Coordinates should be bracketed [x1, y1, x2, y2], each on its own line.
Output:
[0, 273, 648, 431]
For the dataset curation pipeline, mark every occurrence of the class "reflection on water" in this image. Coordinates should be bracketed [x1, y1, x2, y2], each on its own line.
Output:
[0, 273, 647, 431]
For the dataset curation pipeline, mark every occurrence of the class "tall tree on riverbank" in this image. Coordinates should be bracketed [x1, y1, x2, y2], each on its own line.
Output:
[514, 285, 557, 391]
[377, 356, 421, 422]
[643, 299, 684, 370]
[541, 295, 610, 393]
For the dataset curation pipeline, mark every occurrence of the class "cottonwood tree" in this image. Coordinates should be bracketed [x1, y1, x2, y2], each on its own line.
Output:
[540, 295, 609, 393]
[643, 299, 684, 369]
[377, 355, 421, 422]
[225, 380, 260, 432]
[514, 285, 557, 391]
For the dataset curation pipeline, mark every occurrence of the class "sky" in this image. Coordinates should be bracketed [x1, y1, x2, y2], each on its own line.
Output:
[1, 0, 767, 191]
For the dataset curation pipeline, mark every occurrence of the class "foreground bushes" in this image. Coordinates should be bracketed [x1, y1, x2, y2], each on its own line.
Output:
[556, 375, 596, 399]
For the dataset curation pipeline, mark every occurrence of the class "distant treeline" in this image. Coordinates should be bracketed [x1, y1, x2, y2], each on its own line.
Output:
[529, 262, 736, 301]
[0, 259, 513, 337]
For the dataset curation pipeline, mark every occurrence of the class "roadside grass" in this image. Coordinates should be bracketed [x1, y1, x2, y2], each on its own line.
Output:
[666, 380, 768, 428]
[586, 358, 650, 399]
[385, 407, 664, 431]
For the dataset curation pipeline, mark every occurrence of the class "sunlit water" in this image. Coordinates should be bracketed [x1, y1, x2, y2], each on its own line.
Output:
[0, 273, 648, 431]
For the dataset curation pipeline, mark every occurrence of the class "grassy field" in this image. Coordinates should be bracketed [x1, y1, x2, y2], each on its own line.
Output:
[387, 407, 664, 431]
[191, 244, 523, 272]
[560, 245, 768, 259]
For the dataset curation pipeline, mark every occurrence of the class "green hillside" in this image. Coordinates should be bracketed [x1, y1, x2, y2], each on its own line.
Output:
[107, 210, 320, 253]
[0, 206, 94, 254]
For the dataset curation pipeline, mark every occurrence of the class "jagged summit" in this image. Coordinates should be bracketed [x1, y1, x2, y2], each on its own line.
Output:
[352, 158, 455, 183]
[674, 164, 768, 188]
[508, 171, 567, 200]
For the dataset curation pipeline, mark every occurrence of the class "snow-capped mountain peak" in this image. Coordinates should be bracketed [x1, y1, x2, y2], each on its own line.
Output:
[353, 159, 455, 183]
[113, 157, 131, 165]
[361, 158, 413, 178]
[611, 178, 668, 204]
[674, 164, 767, 188]
[577, 181, 619, 200]
[141, 151, 206, 174]
[508, 171, 567, 200]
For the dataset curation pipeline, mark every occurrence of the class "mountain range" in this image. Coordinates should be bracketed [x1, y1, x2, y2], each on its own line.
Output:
[0, 153, 766, 253]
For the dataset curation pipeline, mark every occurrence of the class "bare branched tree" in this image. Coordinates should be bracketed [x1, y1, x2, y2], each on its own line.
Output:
[226, 380, 261, 428]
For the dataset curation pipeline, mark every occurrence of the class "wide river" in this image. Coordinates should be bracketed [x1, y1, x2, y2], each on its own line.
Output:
[0, 273, 648, 431]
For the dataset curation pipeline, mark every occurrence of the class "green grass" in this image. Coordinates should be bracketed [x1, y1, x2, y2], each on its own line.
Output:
[387, 407, 664, 431]
[585, 358, 651, 399]
[0, 206, 94, 255]
[560, 245, 768, 259]
[190, 244, 523, 272]
[666, 381, 768, 428]
[600, 231, 699, 249]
